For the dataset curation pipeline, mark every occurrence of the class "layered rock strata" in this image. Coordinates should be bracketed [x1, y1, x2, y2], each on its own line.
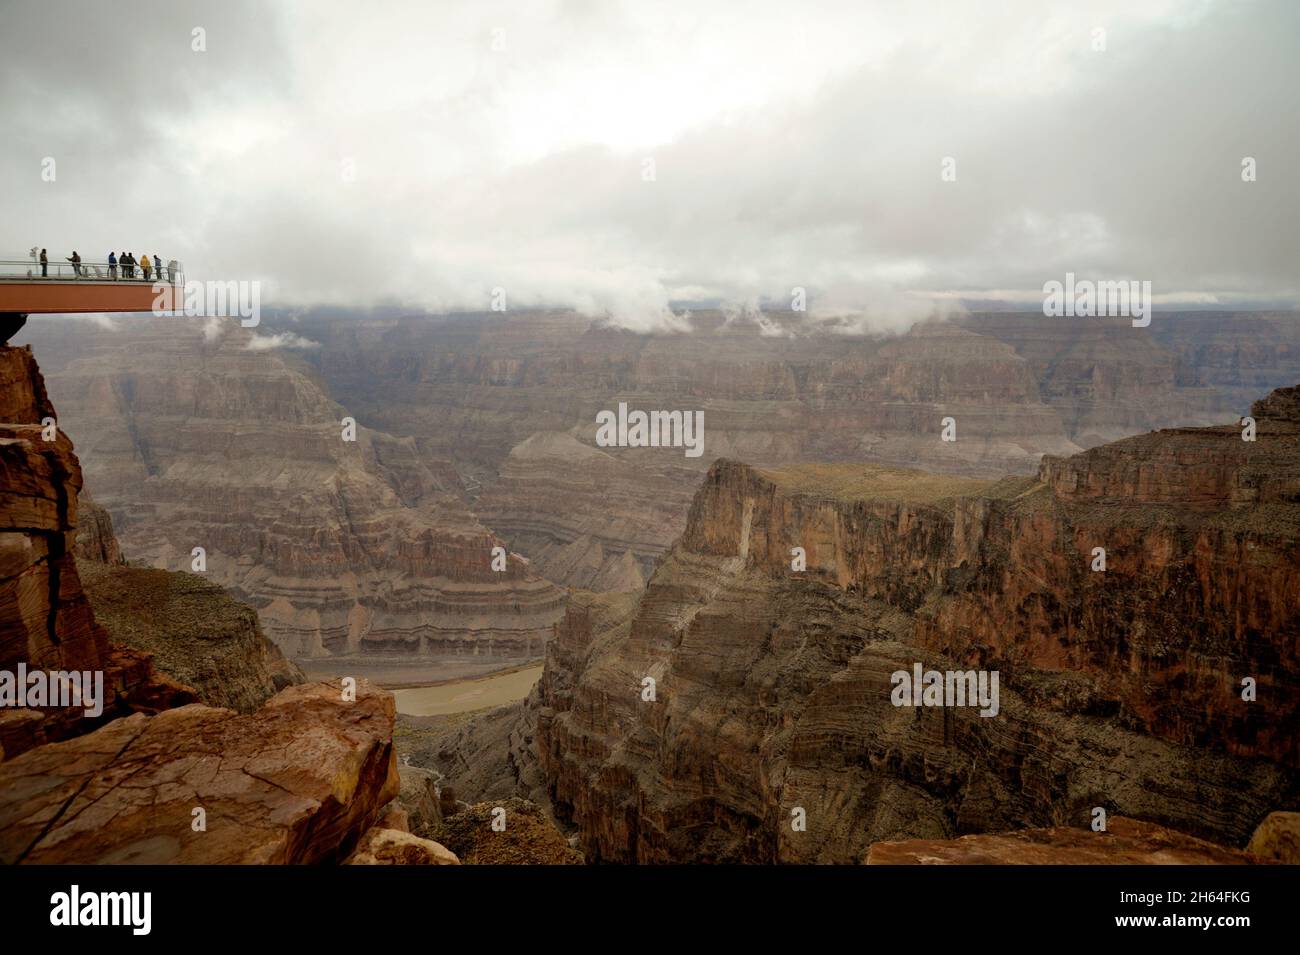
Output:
[1149, 312, 1300, 416]
[435, 386, 1300, 862]
[25, 310, 1281, 596]
[296, 309, 1268, 589]
[70, 487, 304, 712]
[957, 312, 1232, 447]
[17, 319, 565, 665]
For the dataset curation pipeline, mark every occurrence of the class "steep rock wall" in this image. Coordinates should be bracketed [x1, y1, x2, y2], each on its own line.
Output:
[519, 386, 1300, 861]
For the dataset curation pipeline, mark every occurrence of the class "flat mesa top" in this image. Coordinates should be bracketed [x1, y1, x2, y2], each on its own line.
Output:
[755, 462, 1004, 505]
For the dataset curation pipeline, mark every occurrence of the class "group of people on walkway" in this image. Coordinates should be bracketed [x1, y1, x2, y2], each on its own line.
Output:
[37, 248, 178, 282]
[106, 251, 170, 281]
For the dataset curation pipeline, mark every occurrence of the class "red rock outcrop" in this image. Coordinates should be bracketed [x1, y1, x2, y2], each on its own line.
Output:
[0, 344, 196, 760]
[921, 385, 1300, 764]
[0, 679, 401, 864]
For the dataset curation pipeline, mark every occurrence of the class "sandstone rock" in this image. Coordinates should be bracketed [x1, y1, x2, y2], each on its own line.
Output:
[0, 679, 400, 864]
[0, 344, 54, 423]
[1253, 382, 1300, 422]
[1246, 811, 1300, 863]
[344, 827, 459, 865]
[866, 817, 1259, 865]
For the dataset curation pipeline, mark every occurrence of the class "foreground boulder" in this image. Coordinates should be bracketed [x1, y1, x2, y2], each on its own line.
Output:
[1246, 811, 1300, 863]
[0, 679, 399, 864]
[344, 828, 459, 865]
[865, 817, 1260, 865]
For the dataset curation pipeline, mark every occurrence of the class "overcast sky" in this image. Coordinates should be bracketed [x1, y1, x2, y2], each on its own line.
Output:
[2, 0, 1297, 331]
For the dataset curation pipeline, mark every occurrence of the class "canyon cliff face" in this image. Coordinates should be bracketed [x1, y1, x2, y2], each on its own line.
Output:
[0, 344, 197, 760]
[18, 318, 565, 667]
[23, 311, 1280, 600]
[1149, 312, 1300, 417]
[433, 384, 1300, 862]
[72, 493, 123, 565]
[296, 309, 1257, 591]
[957, 313, 1234, 448]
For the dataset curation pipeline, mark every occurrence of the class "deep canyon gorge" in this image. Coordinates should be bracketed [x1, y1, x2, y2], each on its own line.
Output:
[3, 310, 1297, 865]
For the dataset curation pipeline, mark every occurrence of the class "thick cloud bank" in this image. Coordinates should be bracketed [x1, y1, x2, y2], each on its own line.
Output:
[2, 0, 1296, 332]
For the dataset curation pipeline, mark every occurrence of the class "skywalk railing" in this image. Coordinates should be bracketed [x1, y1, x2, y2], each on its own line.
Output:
[0, 259, 184, 285]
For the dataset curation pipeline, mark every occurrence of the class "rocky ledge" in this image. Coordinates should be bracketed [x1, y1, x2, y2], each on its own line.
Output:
[0, 679, 404, 864]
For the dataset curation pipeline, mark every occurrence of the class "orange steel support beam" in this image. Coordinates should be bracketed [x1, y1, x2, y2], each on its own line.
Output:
[0, 281, 183, 314]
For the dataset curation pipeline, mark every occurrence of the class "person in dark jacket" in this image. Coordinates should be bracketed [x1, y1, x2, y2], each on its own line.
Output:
[39, 249, 47, 277]
[108, 252, 118, 280]
[155, 254, 165, 283]
[66, 251, 82, 277]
